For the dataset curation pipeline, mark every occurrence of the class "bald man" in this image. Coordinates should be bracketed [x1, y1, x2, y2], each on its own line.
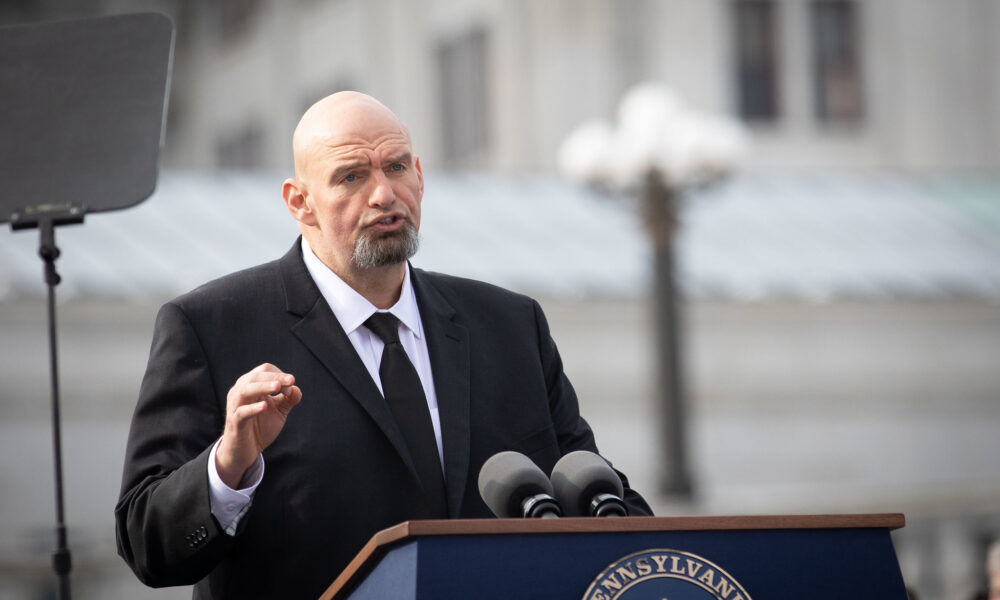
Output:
[116, 92, 651, 600]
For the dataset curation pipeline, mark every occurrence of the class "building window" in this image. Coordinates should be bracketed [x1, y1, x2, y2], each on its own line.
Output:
[811, 0, 863, 123]
[216, 122, 263, 169]
[436, 28, 490, 164]
[733, 0, 780, 121]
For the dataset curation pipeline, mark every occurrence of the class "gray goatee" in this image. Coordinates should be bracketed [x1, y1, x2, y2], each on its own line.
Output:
[352, 221, 420, 269]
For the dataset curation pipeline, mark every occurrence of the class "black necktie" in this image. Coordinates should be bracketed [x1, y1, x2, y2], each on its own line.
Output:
[363, 312, 448, 518]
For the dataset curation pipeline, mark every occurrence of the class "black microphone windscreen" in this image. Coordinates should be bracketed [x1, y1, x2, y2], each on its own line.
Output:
[478, 451, 555, 518]
[550, 450, 625, 517]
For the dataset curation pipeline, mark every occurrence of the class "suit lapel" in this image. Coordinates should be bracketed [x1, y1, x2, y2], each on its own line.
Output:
[278, 242, 419, 480]
[411, 268, 471, 517]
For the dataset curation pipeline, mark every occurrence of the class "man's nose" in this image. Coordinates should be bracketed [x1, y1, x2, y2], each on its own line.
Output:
[368, 172, 395, 207]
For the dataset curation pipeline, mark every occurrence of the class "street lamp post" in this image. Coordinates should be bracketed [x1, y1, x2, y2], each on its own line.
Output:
[642, 171, 693, 496]
[558, 82, 746, 502]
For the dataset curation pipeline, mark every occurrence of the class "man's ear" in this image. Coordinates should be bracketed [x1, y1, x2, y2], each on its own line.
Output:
[282, 178, 316, 226]
[414, 155, 424, 195]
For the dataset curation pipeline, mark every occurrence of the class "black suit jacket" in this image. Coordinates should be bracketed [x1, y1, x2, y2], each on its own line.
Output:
[116, 240, 651, 599]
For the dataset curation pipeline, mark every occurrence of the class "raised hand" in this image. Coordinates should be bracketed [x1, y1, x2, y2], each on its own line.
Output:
[215, 363, 302, 488]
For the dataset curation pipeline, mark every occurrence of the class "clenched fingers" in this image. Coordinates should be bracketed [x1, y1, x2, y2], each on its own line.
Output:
[228, 363, 295, 406]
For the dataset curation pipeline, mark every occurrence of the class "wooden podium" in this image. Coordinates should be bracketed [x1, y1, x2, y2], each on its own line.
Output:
[319, 514, 908, 599]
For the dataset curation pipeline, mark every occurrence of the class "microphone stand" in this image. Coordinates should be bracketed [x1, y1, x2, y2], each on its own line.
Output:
[11, 203, 86, 600]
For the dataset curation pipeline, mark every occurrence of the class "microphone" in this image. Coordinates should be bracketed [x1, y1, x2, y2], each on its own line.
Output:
[550, 451, 628, 517]
[478, 451, 562, 519]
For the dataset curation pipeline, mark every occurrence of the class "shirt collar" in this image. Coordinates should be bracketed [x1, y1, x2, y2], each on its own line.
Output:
[300, 237, 423, 339]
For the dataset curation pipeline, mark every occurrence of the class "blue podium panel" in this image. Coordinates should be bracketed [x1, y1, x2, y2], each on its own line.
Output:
[347, 542, 418, 600]
[330, 516, 908, 600]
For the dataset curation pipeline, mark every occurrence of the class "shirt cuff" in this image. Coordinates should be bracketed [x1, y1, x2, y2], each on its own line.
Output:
[208, 439, 264, 536]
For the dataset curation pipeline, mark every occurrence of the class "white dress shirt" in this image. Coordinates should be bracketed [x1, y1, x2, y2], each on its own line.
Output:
[208, 238, 443, 533]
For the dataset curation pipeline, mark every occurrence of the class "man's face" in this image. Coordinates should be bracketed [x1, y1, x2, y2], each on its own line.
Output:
[293, 100, 423, 278]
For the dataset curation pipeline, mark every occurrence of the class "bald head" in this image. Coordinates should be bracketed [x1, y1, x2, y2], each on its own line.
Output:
[281, 91, 424, 300]
[292, 91, 412, 180]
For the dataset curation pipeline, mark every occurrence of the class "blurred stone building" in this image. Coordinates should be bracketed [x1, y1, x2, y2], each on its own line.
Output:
[1, 2, 999, 600]
[131, 0, 1000, 172]
[5, 1, 997, 172]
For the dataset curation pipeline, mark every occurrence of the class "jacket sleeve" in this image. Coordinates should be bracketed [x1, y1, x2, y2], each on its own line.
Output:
[115, 301, 238, 586]
[532, 300, 654, 517]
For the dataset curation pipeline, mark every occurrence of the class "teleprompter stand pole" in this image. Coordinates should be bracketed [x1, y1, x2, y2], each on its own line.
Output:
[1, 12, 175, 597]
[11, 203, 86, 600]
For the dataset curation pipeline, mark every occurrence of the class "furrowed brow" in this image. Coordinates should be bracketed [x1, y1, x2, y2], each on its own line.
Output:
[329, 160, 368, 185]
[386, 152, 412, 166]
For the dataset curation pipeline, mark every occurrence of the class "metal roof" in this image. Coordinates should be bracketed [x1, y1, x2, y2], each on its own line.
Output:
[2, 170, 999, 301]
[681, 172, 1000, 300]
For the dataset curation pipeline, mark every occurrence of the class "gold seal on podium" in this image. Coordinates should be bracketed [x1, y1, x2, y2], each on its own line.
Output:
[582, 548, 753, 600]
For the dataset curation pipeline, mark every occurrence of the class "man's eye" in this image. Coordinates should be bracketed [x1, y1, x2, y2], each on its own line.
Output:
[343, 173, 358, 183]
[389, 163, 404, 172]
